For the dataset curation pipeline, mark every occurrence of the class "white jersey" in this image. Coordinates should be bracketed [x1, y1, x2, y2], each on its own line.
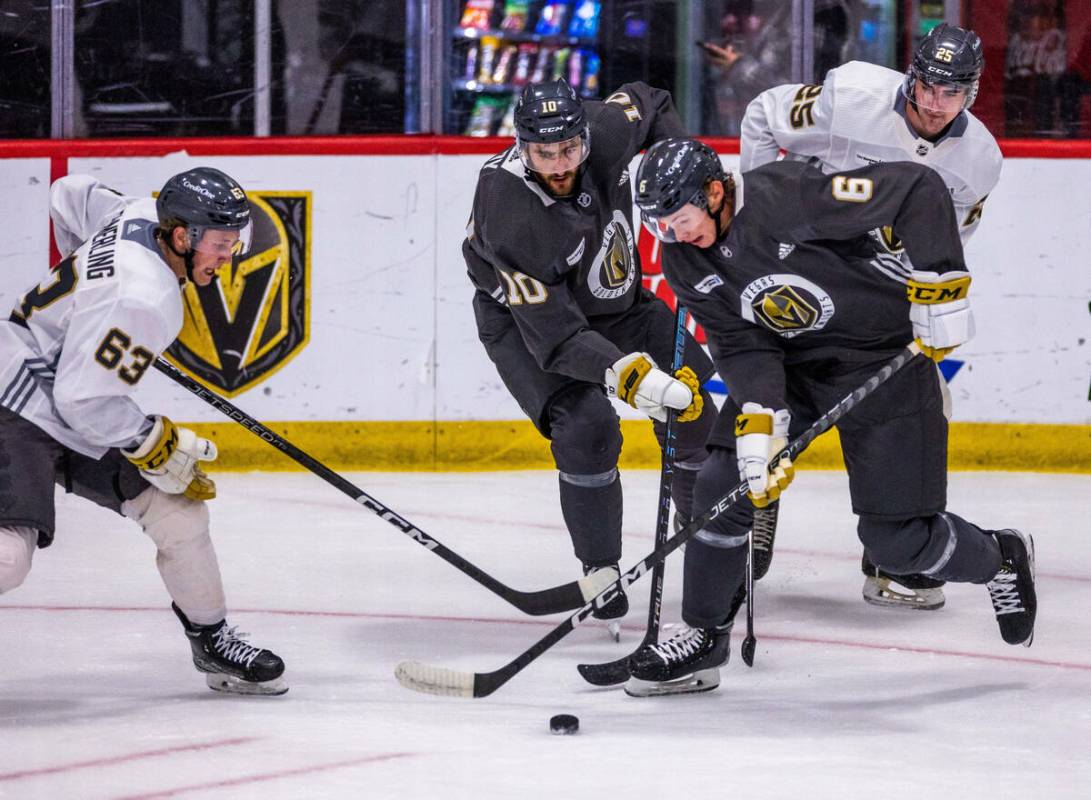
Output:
[740, 61, 1002, 259]
[0, 175, 182, 458]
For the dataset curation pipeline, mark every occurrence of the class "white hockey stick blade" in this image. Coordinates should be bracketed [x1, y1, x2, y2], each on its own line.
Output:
[578, 566, 619, 601]
[395, 661, 475, 697]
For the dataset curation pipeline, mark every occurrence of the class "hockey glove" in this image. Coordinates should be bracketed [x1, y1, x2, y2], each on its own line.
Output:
[671, 366, 704, 422]
[124, 415, 218, 501]
[605, 352, 700, 423]
[906, 269, 974, 362]
[735, 402, 794, 508]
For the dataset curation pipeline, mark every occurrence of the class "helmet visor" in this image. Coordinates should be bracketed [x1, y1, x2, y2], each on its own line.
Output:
[518, 130, 591, 174]
[640, 212, 682, 244]
[903, 74, 975, 114]
[639, 204, 707, 244]
[190, 220, 253, 259]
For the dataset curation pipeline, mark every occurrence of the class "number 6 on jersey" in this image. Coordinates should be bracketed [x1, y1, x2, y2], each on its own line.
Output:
[831, 175, 874, 203]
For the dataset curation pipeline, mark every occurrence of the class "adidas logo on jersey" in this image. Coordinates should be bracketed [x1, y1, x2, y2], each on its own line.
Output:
[778, 243, 795, 260]
[695, 274, 724, 294]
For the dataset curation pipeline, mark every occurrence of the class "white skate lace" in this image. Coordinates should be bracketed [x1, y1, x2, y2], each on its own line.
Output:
[752, 511, 776, 552]
[212, 626, 262, 667]
[987, 567, 1024, 615]
[650, 626, 707, 663]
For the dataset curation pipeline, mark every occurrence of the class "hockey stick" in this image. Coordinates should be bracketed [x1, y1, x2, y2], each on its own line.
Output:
[395, 343, 923, 698]
[742, 520, 756, 665]
[576, 304, 687, 686]
[153, 358, 615, 616]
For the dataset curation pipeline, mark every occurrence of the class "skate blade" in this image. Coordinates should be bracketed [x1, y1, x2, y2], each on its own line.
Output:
[205, 672, 288, 696]
[862, 578, 945, 611]
[623, 668, 720, 698]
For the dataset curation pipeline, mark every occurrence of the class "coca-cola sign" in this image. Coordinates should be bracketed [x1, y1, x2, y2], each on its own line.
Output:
[1004, 29, 1067, 78]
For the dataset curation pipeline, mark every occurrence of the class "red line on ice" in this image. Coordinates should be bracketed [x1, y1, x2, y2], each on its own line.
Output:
[2, 604, 1089, 672]
[0, 737, 256, 782]
[762, 632, 1091, 671]
[115, 752, 417, 799]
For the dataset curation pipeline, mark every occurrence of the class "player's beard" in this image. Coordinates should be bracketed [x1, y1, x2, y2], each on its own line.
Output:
[907, 92, 958, 138]
[540, 169, 578, 198]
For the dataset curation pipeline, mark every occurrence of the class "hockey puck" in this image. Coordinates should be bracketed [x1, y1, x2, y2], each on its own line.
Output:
[549, 714, 579, 735]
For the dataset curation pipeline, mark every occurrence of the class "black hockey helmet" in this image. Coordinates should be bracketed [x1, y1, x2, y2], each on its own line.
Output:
[635, 138, 728, 242]
[514, 78, 590, 173]
[904, 23, 985, 111]
[157, 167, 252, 258]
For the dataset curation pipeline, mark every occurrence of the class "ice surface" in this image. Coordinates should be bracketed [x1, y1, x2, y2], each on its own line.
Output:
[2, 470, 1088, 799]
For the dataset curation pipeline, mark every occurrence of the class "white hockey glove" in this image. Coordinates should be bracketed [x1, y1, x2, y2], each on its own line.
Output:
[906, 270, 974, 362]
[605, 352, 702, 423]
[735, 402, 794, 508]
[124, 416, 217, 501]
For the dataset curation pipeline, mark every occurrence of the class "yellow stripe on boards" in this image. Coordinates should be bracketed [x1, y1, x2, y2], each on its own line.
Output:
[184, 420, 1091, 473]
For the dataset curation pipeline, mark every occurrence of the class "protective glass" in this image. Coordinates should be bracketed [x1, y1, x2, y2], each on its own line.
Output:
[639, 203, 707, 244]
[190, 220, 253, 258]
[518, 130, 591, 173]
[902, 75, 974, 114]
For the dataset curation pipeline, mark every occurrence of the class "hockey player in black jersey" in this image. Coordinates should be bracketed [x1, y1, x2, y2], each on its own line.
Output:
[622, 138, 1036, 696]
[463, 80, 718, 635]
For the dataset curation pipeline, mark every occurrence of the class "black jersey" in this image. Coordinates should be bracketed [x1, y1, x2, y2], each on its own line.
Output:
[661, 159, 966, 409]
[464, 82, 685, 384]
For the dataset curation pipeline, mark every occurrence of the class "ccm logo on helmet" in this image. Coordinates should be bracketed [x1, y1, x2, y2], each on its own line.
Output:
[540, 125, 564, 133]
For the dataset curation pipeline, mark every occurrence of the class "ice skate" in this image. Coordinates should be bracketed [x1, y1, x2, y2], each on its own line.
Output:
[584, 563, 628, 642]
[173, 604, 288, 695]
[624, 622, 731, 697]
[987, 529, 1036, 647]
[861, 553, 946, 611]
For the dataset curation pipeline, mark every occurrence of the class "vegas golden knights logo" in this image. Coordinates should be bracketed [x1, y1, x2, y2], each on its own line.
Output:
[588, 211, 636, 300]
[753, 285, 818, 331]
[165, 191, 311, 396]
[604, 222, 630, 288]
[741, 274, 834, 338]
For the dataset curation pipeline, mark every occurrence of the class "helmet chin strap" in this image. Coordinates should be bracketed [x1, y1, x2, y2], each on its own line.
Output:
[709, 177, 736, 241]
[182, 251, 197, 285]
[157, 227, 198, 285]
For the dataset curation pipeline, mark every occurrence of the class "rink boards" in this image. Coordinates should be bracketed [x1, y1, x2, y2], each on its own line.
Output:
[0, 137, 1088, 470]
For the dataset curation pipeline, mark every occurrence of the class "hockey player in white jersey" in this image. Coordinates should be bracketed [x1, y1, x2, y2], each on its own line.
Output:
[0, 167, 287, 695]
[739, 23, 1002, 611]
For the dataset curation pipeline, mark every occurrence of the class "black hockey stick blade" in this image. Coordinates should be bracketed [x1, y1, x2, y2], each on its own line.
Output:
[741, 635, 756, 666]
[575, 654, 634, 687]
[153, 357, 613, 616]
[395, 343, 923, 698]
[575, 572, 659, 686]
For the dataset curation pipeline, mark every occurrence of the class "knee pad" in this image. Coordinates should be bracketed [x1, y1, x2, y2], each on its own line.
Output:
[548, 387, 622, 475]
[691, 448, 752, 544]
[122, 486, 210, 551]
[0, 526, 36, 594]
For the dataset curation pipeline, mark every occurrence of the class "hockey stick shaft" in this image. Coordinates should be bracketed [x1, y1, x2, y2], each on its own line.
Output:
[396, 343, 922, 697]
[648, 305, 688, 638]
[742, 518, 756, 665]
[153, 358, 608, 616]
[576, 304, 687, 685]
